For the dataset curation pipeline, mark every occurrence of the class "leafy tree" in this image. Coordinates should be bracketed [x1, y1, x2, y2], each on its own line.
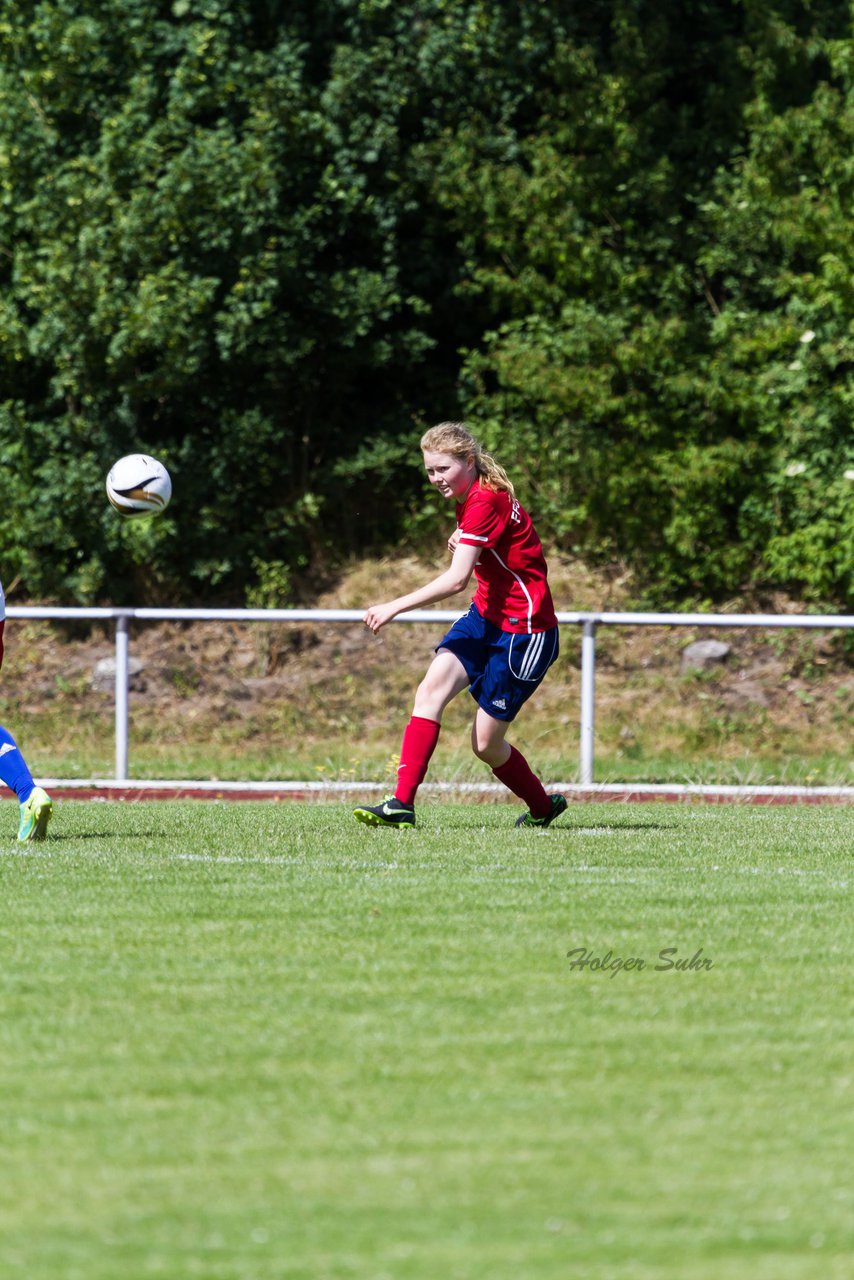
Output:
[694, 26, 854, 605]
[0, 0, 850, 609]
[429, 1, 853, 606]
[0, 0, 434, 600]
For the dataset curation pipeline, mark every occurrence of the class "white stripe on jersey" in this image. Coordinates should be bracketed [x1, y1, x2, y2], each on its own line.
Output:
[460, 532, 489, 543]
[486, 547, 534, 632]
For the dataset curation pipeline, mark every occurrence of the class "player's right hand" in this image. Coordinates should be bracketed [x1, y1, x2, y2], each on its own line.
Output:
[363, 602, 398, 634]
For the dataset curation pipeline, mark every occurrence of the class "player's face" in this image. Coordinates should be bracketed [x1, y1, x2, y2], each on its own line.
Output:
[423, 450, 477, 500]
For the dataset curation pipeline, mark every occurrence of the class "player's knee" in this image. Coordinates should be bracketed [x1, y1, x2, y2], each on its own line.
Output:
[471, 727, 501, 764]
[413, 673, 437, 710]
[413, 673, 449, 719]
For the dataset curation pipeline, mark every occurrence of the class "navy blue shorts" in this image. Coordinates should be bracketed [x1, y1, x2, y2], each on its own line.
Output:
[437, 606, 560, 722]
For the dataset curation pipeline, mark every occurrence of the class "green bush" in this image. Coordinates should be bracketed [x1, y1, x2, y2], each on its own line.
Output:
[0, 1, 851, 608]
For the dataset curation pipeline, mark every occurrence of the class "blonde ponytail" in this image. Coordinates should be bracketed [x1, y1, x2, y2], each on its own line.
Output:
[420, 422, 514, 496]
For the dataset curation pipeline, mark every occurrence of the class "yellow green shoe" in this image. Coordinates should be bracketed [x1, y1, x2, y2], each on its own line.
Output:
[17, 786, 53, 843]
[353, 796, 416, 828]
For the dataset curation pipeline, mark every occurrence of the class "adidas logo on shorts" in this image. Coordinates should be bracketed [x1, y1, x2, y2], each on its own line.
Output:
[491, 697, 507, 710]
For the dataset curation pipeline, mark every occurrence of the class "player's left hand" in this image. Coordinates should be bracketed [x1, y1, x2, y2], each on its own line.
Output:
[447, 527, 461, 555]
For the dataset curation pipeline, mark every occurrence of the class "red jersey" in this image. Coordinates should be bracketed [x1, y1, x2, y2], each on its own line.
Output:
[456, 482, 557, 633]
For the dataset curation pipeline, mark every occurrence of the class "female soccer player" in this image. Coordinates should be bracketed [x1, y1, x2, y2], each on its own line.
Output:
[354, 421, 566, 830]
[0, 582, 52, 841]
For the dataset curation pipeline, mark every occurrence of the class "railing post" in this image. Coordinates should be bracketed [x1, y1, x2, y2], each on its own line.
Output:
[580, 618, 596, 785]
[115, 614, 130, 781]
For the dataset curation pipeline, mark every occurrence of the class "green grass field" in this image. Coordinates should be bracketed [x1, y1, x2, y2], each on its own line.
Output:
[2, 799, 852, 1279]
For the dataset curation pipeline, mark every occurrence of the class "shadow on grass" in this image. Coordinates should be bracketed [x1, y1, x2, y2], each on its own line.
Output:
[423, 814, 682, 834]
[31, 830, 170, 843]
[561, 820, 681, 832]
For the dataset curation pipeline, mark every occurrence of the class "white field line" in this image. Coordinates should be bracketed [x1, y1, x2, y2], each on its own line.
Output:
[6, 848, 843, 884]
[36, 778, 854, 800]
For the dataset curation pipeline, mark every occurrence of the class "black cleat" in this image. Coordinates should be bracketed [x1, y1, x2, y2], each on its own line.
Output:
[514, 794, 568, 829]
[353, 796, 416, 829]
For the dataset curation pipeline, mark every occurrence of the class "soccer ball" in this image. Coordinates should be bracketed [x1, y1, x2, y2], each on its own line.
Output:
[106, 454, 172, 518]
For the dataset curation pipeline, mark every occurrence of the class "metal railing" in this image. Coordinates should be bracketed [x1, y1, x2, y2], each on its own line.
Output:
[7, 605, 853, 783]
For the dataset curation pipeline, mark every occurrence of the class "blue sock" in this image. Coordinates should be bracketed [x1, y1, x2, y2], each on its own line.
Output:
[0, 725, 35, 803]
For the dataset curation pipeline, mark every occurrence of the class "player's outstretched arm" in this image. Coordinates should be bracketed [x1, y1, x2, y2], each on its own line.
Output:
[363, 542, 480, 634]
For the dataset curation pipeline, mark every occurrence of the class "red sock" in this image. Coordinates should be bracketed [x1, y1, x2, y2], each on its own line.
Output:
[395, 716, 441, 805]
[492, 745, 551, 817]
